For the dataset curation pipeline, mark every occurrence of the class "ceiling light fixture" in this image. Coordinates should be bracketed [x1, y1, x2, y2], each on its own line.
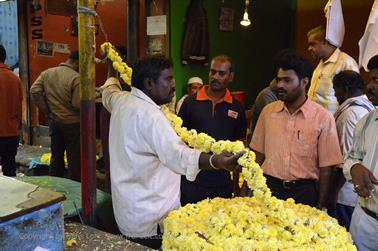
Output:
[240, 0, 251, 27]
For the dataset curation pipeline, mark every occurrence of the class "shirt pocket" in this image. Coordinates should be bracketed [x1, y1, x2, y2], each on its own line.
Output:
[293, 130, 318, 158]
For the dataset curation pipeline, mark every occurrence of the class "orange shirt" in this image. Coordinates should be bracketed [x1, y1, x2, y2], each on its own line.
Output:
[0, 63, 21, 137]
[250, 98, 343, 180]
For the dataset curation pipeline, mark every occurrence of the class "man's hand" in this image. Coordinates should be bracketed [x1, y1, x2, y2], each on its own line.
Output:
[212, 151, 245, 172]
[240, 181, 253, 197]
[351, 163, 378, 198]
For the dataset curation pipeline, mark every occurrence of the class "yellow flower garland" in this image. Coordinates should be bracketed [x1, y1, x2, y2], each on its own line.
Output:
[100, 42, 133, 86]
[102, 42, 356, 250]
[163, 110, 355, 251]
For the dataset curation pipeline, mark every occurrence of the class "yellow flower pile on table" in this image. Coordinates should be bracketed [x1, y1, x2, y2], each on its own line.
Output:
[163, 110, 356, 251]
[101, 42, 356, 250]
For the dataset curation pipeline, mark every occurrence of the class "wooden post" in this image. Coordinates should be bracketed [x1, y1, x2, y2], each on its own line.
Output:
[127, 0, 139, 64]
[78, 0, 96, 226]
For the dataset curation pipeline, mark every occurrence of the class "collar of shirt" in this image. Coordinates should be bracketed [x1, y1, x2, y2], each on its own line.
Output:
[0, 62, 10, 70]
[271, 97, 314, 119]
[130, 86, 161, 110]
[58, 62, 76, 71]
[323, 48, 341, 64]
[335, 95, 374, 117]
[196, 85, 233, 104]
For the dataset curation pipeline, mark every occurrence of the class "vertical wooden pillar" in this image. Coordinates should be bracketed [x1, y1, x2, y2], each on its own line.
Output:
[127, 0, 140, 64]
[17, 0, 32, 144]
[78, 0, 96, 226]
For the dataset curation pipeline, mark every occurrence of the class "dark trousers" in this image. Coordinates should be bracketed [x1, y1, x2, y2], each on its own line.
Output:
[0, 136, 19, 176]
[265, 174, 318, 207]
[328, 203, 354, 229]
[49, 120, 81, 181]
[180, 178, 233, 206]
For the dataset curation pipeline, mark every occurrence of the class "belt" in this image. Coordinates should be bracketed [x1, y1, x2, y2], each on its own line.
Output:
[361, 206, 378, 222]
[264, 174, 316, 190]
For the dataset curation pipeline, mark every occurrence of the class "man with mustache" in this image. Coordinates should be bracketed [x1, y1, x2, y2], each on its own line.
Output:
[249, 49, 342, 208]
[178, 55, 246, 205]
[344, 55, 378, 250]
[101, 55, 243, 249]
[307, 25, 359, 114]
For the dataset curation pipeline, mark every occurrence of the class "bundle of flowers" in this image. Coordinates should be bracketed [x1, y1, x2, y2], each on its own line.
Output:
[162, 110, 355, 251]
[100, 42, 132, 86]
[163, 197, 355, 250]
[102, 42, 356, 250]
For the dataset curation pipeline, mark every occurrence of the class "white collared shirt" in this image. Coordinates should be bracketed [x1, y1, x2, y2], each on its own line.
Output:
[335, 95, 375, 206]
[308, 48, 359, 114]
[101, 77, 201, 238]
[344, 110, 378, 214]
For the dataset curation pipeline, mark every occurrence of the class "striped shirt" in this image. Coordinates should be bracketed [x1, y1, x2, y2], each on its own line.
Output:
[308, 48, 359, 114]
[344, 110, 378, 214]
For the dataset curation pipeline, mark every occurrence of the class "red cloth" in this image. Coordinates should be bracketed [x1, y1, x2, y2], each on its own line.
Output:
[0, 63, 22, 136]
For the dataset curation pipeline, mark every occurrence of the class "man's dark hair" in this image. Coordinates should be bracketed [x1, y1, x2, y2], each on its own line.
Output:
[333, 70, 365, 93]
[0, 45, 6, 63]
[69, 50, 79, 61]
[307, 25, 326, 42]
[212, 55, 234, 73]
[367, 55, 378, 71]
[274, 49, 313, 80]
[115, 45, 127, 62]
[131, 55, 173, 90]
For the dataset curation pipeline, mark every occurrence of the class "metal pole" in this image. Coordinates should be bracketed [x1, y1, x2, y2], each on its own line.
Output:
[78, 0, 96, 226]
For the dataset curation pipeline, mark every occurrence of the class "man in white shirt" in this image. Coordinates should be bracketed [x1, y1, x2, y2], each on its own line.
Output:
[307, 25, 359, 114]
[329, 70, 375, 229]
[344, 55, 378, 250]
[175, 76, 203, 114]
[101, 55, 243, 249]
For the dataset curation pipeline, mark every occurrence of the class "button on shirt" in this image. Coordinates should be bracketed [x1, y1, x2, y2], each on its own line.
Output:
[334, 95, 375, 206]
[101, 77, 202, 238]
[250, 98, 343, 180]
[344, 110, 378, 214]
[308, 48, 359, 114]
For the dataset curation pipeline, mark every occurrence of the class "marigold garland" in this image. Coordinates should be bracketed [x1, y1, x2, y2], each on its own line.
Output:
[102, 42, 356, 250]
[100, 42, 132, 86]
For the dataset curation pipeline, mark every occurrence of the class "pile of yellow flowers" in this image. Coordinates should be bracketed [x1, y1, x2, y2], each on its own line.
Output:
[100, 42, 133, 86]
[40, 152, 68, 166]
[163, 111, 356, 250]
[163, 197, 355, 250]
[102, 43, 356, 250]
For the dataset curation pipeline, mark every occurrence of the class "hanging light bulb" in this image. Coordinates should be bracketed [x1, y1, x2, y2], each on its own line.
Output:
[240, 0, 251, 27]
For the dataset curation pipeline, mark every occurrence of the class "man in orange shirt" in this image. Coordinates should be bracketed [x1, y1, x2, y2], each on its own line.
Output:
[0, 45, 22, 176]
[249, 49, 343, 208]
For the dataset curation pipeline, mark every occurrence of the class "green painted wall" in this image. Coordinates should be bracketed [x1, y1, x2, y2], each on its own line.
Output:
[170, 0, 296, 107]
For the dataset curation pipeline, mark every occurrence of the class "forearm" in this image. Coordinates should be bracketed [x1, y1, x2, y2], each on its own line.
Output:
[317, 166, 334, 208]
[198, 153, 215, 170]
[31, 93, 50, 117]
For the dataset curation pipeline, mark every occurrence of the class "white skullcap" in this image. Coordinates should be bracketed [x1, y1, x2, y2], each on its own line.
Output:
[187, 77, 203, 86]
